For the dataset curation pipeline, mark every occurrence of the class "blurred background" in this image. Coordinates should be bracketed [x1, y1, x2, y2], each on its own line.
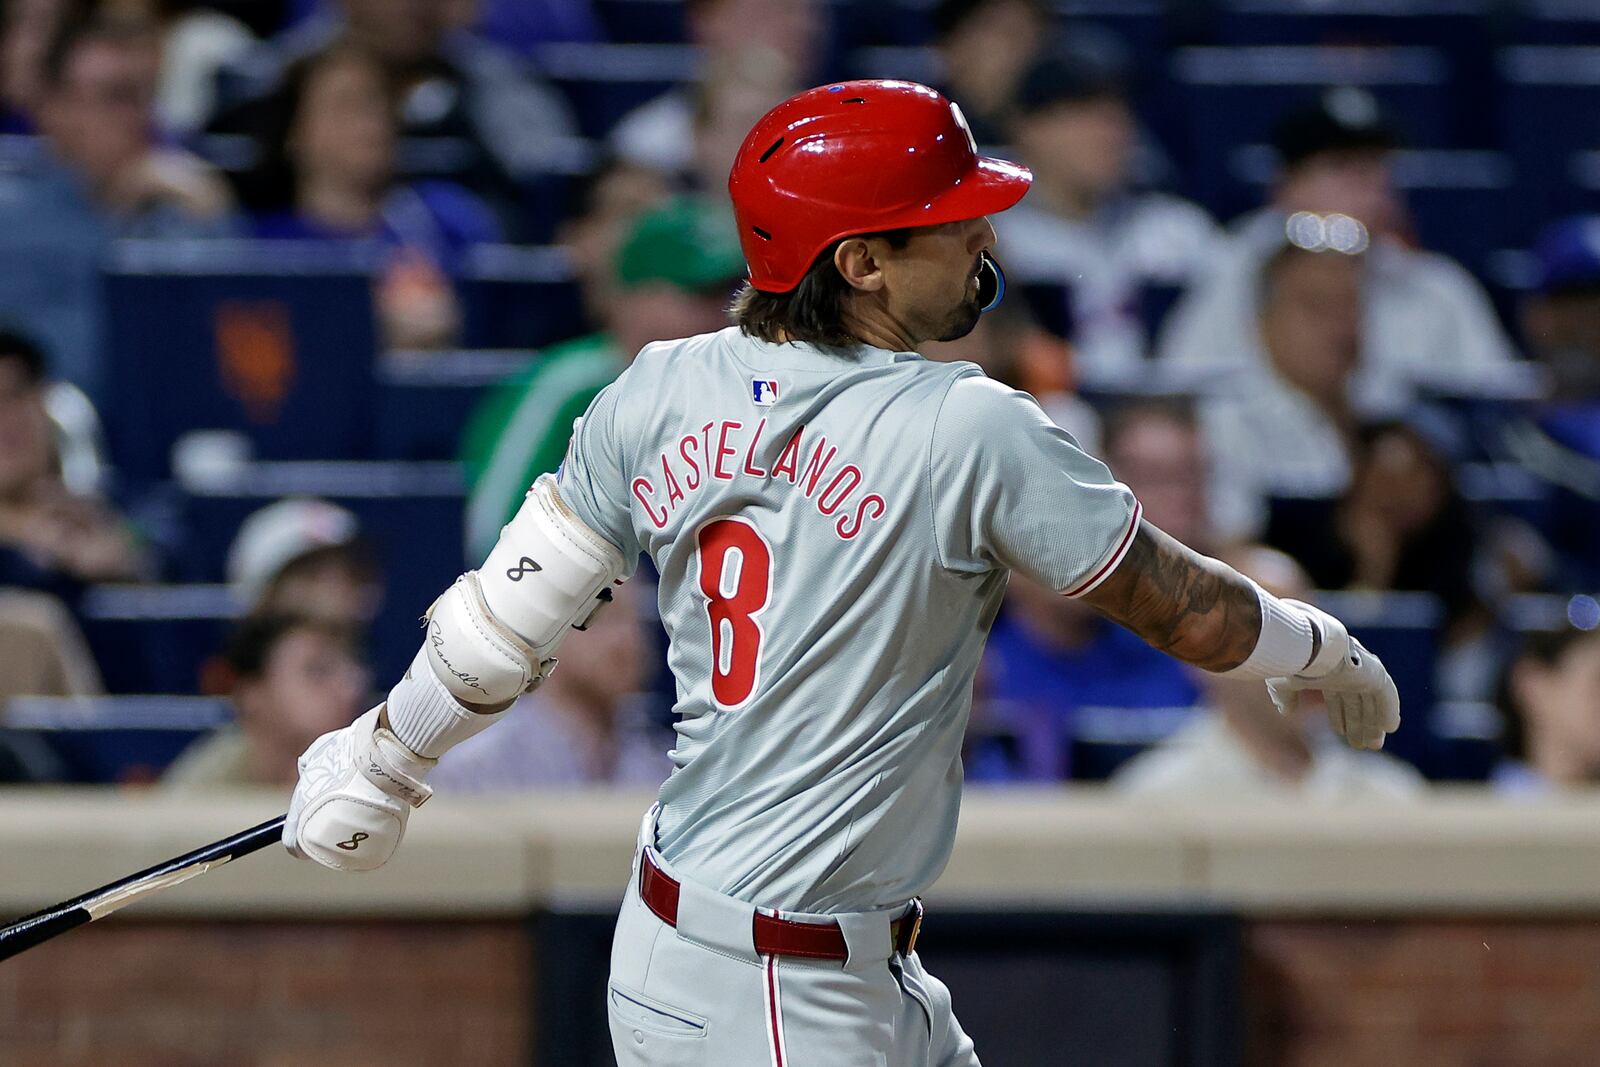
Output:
[3, 0, 1600, 1064]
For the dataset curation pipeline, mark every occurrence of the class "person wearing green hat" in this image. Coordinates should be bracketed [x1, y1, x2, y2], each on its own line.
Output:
[459, 195, 746, 560]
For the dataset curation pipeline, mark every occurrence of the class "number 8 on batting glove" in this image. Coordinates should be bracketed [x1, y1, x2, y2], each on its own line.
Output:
[1266, 609, 1401, 751]
[282, 705, 435, 872]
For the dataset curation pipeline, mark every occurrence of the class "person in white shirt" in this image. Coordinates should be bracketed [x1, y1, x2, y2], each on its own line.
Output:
[1113, 544, 1426, 801]
[994, 46, 1219, 388]
[1158, 88, 1516, 398]
[1200, 223, 1369, 541]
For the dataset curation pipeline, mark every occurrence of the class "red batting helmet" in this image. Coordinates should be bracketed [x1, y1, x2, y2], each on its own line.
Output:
[727, 80, 1033, 293]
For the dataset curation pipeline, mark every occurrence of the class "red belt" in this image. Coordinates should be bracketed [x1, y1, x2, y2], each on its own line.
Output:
[638, 849, 923, 961]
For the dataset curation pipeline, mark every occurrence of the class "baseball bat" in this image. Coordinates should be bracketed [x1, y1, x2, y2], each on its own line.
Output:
[0, 814, 286, 963]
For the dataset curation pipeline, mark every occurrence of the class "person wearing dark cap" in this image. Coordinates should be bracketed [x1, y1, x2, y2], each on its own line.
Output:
[459, 195, 747, 560]
[994, 43, 1219, 387]
[1524, 215, 1600, 405]
[1158, 87, 1515, 400]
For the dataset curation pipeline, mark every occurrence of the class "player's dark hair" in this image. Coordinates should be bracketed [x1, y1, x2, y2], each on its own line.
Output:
[732, 231, 914, 347]
[0, 327, 47, 386]
[1493, 623, 1600, 762]
[224, 612, 354, 683]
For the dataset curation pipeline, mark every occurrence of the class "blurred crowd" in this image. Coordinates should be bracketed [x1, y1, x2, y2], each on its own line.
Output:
[1, 0, 1599, 801]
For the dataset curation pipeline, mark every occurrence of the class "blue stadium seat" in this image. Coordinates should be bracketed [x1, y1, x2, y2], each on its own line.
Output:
[103, 240, 380, 483]
[2, 696, 232, 783]
[78, 584, 240, 696]
[177, 461, 469, 682]
[593, 0, 690, 44]
[532, 42, 700, 139]
[374, 350, 538, 461]
[1068, 704, 1202, 782]
[1428, 700, 1503, 782]
[1213, 0, 1493, 50]
[1497, 47, 1600, 241]
[1311, 589, 1442, 772]
[459, 244, 589, 350]
[1510, 0, 1600, 44]
[1168, 46, 1454, 213]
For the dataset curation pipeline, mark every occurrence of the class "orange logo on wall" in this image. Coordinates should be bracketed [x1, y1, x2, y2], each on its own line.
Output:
[215, 300, 296, 423]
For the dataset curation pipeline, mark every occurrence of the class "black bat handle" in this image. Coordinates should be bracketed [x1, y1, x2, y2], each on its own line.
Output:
[0, 814, 287, 963]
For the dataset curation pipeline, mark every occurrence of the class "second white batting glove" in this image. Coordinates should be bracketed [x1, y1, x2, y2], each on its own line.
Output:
[1265, 602, 1401, 750]
[282, 705, 435, 872]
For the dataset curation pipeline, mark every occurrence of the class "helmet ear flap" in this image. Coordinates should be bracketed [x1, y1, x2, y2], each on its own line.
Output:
[976, 252, 1006, 313]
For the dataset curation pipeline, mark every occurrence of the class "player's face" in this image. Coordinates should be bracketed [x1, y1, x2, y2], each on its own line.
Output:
[878, 216, 997, 345]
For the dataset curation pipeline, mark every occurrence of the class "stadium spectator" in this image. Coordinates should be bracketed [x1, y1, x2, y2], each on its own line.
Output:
[433, 581, 672, 790]
[687, 55, 799, 198]
[163, 612, 368, 790]
[923, 297, 1099, 451]
[559, 157, 671, 327]
[930, 0, 1049, 147]
[1158, 88, 1516, 400]
[1491, 606, 1600, 796]
[608, 0, 821, 178]
[0, 330, 150, 595]
[226, 497, 380, 626]
[252, 45, 501, 349]
[0, 13, 235, 399]
[1101, 397, 1215, 553]
[0, 0, 78, 133]
[1497, 217, 1600, 590]
[1200, 231, 1368, 541]
[460, 195, 743, 560]
[207, 0, 577, 236]
[1113, 544, 1425, 800]
[1524, 217, 1600, 406]
[0, 588, 104, 702]
[113, 0, 259, 135]
[1267, 419, 1485, 638]
[994, 45, 1218, 387]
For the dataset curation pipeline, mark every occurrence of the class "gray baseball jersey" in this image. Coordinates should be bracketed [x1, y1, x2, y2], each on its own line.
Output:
[558, 325, 1140, 914]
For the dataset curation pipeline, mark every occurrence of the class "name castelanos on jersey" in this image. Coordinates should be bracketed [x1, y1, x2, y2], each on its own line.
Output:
[631, 418, 888, 541]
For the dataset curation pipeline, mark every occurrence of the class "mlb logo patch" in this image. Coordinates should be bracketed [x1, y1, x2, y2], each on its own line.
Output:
[751, 379, 780, 406]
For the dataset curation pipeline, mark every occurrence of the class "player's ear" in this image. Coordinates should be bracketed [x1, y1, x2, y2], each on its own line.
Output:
[833, 238, 885, 293]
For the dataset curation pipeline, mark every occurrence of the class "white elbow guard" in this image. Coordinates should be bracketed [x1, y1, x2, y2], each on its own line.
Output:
[386, 476, 626, 760]
[425, 474, 626, 708]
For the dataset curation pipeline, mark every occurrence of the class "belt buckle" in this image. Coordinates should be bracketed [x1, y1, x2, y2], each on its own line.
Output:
[897, 898, 924, 957]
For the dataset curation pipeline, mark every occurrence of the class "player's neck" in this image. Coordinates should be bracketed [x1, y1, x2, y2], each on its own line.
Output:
[839, 302, 919, 354]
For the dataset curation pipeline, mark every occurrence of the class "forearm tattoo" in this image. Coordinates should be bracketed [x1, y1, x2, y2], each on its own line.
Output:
[1078, 521, 1262, 672]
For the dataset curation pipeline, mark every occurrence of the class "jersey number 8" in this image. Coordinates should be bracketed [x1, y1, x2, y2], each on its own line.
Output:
[695, 517, 772, 710]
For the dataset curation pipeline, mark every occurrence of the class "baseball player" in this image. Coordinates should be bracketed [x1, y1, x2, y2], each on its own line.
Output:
[281, 81, 1401, 1066]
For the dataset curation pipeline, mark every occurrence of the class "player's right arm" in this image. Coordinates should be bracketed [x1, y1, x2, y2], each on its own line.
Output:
[1077, 521, 1399, 749]
[930, 370, 1398, 752]
[283, 381, 640, 871]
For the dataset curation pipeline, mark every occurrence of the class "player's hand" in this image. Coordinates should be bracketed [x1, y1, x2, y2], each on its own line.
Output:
[1266, 616, 1401, 751]
[282, 706, 436, 872]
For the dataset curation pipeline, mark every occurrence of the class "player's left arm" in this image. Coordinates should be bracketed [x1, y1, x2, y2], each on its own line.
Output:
[1078, 520, 1400, 750]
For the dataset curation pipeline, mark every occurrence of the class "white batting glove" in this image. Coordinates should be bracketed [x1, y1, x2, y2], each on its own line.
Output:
[282, 706, 436, 872]
[1264, 601, 1401, 750]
